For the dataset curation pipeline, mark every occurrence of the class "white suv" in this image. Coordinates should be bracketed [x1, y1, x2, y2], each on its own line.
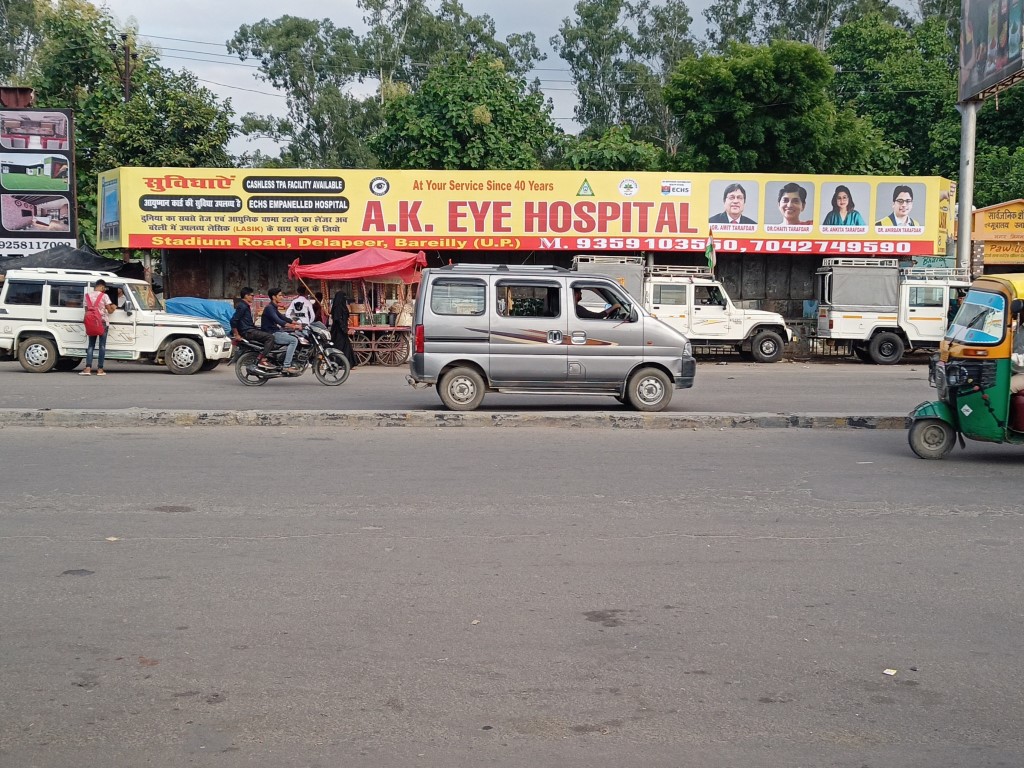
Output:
[0, 268, 232, 374]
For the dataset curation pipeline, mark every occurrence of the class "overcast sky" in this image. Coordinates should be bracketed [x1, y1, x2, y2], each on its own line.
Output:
[97, 0, 646, 156]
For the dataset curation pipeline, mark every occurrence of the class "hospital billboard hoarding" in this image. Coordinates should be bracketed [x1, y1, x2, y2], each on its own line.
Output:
[98, 168, 954, 257]
[961, 0, 1024, 100]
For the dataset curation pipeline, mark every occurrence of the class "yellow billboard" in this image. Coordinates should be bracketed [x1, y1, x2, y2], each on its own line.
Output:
[974, 199, 1024, 241]
[97, 168, 954, 257]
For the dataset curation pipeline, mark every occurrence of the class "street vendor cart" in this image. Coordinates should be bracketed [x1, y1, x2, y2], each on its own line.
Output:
[288, 247, 425, 366]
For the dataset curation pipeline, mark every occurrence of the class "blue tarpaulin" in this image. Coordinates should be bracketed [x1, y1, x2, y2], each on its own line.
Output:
[165, 297, 234, 333]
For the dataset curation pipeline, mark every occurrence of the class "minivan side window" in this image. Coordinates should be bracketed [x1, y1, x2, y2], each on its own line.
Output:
[4, 280, 44, 306]
[495, 281, 560, 318]
[910, 286, 944, 308]
[430, 279, 485, 315]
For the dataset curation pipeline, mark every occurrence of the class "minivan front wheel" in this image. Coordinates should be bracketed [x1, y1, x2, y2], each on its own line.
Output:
[438, 367, 485, 411]
[165, 338, 204, 375]
[626, 367, 673, 412]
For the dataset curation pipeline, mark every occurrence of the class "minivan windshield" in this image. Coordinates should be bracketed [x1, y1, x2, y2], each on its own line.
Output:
[127, 283, 163, 311]
[946, 289, 1006, 344]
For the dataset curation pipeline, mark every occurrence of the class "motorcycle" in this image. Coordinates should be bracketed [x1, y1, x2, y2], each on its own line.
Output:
[234, 321, 351, 386]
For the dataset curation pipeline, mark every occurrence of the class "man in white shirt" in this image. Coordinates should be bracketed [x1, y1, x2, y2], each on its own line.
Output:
[286, 289, 316, 325]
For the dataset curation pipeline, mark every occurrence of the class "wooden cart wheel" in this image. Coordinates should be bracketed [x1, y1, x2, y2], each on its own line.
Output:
[375, 331, 410, 367]
[350, 331, 374, 366]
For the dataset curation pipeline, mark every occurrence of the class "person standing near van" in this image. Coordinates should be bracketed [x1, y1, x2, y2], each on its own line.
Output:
[81, 279, 115, 376]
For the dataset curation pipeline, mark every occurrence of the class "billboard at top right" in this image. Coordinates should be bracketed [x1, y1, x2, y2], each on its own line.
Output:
[961, 0, 1024, 100]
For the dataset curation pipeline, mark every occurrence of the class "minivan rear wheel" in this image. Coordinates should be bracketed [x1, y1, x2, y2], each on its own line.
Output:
[626, 367, 673, 412]
[438, 367, 485, 411]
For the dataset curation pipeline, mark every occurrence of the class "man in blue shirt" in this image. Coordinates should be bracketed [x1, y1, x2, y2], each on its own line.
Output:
[260, 287, 301, 374]
[230, 287, 276, 367]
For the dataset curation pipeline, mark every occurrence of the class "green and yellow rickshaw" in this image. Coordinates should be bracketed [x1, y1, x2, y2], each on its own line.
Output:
[908, 274, 1024, 459]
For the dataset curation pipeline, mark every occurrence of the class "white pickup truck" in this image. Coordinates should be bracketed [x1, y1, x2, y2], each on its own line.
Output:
[573, 255, 793, 362]
[814, 258, 971, 364]
[0, 267, 233, 374]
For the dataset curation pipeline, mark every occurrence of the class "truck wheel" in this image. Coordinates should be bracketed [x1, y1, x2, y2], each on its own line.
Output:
[869, 332, 904, 365]
[751, 330, 784, 363]
[18, 336, 58, 373]
[165, 338, 203, 375]
[626, 367, 673, 412]
[908, 418, 955, 460]
[438, 367, 486, 411]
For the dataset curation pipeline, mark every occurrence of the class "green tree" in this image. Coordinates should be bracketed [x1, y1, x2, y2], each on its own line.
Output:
[0, 0, 43, 82]
[227, 16, 375, 168]
[370, 56, 559, 170]
[828, 14, 959, 175]
[562, 125, 662, 171]
[664, 40, 901, 174]
[29, 0, 234, 246]
[974, 146, 1024, 208]
[550, 0, 693, 154]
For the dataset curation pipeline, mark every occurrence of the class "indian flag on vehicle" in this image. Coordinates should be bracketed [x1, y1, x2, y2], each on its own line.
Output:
[704, 231, 717, 270]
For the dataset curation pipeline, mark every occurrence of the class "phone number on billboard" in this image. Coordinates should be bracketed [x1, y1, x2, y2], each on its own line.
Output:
[564, 238, 915, 254]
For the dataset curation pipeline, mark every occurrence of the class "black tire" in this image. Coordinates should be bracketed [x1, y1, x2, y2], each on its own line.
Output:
[626, 367, 673, 412]
[908, 418, 955, 460]
[200, 359, 221, 371]
[869, 332, 904, 365]
[54, 357, 82, 372]
[18, 335, 58, 373]
[313, 349, 351, 386]
[234, 350, 269, 386]
[165, 338, 204, 375]
[438, 366, 486, 411]
[750, 330, 784, 363]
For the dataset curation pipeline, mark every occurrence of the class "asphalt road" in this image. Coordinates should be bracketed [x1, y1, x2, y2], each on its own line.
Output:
[0, 357, 933, 414]
[1, 427, 1022, 767]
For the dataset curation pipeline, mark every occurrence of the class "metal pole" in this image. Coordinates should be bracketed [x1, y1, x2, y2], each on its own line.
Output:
[956, 99, 980, 272]
[121, 34, 131, 102]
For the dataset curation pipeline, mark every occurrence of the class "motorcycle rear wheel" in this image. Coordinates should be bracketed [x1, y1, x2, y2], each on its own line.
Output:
[235, 350, 269, 386]
[314, 349, 351, 386]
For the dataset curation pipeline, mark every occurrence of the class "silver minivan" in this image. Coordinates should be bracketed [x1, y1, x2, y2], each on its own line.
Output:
[408, 264, 696, 411]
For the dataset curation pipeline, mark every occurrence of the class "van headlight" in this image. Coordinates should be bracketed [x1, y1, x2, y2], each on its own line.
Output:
[200, 324, 225, 338]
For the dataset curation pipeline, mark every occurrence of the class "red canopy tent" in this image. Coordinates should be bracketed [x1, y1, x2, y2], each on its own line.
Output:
[288, 247, 426, 284]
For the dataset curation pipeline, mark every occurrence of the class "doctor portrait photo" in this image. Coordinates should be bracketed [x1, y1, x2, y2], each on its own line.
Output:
[875, 183, 925, 229]
[819, 181, 869, 230]
[708, 181, 758, 225]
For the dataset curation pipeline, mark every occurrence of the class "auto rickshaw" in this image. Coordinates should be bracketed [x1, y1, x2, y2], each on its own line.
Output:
[908, 273, 1024, 459]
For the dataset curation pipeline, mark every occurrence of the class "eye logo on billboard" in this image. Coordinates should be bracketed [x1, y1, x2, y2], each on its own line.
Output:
[370, 177, 390, 196]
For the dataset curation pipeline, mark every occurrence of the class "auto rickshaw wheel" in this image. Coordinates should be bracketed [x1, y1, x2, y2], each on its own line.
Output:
[908, 418, 956, 460]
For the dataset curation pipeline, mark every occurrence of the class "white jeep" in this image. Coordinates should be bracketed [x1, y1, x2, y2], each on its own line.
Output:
[0, 268, 233, 374]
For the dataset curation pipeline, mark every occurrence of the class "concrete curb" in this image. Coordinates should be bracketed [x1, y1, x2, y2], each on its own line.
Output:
[0, 408, 912, 430]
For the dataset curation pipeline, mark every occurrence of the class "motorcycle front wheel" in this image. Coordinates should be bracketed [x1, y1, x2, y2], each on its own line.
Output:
[314, 348, 351, 386]
[235, 350, 269, 386]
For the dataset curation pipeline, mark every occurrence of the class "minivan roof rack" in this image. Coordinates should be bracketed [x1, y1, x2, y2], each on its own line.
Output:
[437, 263, 569, 273]
[821, 258, 900, 268]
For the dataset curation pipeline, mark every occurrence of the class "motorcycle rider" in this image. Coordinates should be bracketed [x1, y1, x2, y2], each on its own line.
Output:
[230, 287, 277, 369]
[260, 287, 301, 375]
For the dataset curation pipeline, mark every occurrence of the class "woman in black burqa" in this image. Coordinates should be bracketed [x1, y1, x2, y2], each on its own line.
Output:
[330, 291, 356, 365]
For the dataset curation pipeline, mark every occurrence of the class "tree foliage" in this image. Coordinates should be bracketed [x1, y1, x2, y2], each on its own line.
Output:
[370, 56, 558, 170]
[664, 40, 899, 174]
[0, 0, 43, 82]
[28, 0, 234, 246]
[562, 125, 662, 171]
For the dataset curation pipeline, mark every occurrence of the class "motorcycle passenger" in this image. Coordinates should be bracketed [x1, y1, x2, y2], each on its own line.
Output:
[261, 287, 301, 375]
[230, 287, 276, 368]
